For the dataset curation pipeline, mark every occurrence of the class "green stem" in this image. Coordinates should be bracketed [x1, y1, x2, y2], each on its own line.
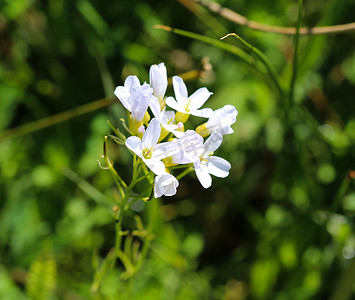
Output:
[176, 166, 194, 180]
[154, 25, 255, 71]
[107, 120, 126, 142]
[103, 137, 127, 198]
[222, 33, 285, 97]
[0, 98, 114, 142]
[289, 0, 303, 107]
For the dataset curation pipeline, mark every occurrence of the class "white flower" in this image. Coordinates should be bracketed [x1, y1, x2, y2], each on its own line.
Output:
[196, 105, 238, 137]
[149, 99, 178, 134]
[193, 132, 231, 188]
[125, 118, 169, 175]
[150, 63, 167, 106]
[166, 76, 213, 122]
[114, 75, 154, 122]
[154, 130, 204, 165]
[154, 173, 179, 198]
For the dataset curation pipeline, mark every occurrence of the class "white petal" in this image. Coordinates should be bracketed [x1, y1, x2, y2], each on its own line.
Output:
[125, 136, 142, 156]
[164, 110, 175, 122]
[203, 132, 223, 154]
[194, 163, 212, 188]
[165, 96, 185, 113]
[154, 140, 179, 160]
[223, 104, 238, 120]
[129, 83, 151, 122]
[150, 63, 167, 101]
[149, 95, 162, 119]
[154, 175, 164, 198]
[143, 158, 166, 175]
[124, 75, 140, 90]
[154, 173, 179, 197]
[172, 130, 204, 164]
[172, 76, 188, 103]
[114, 86, 131, 112]
[160, 115, 178, 132]
[206, 105, 238, 135]
[142, 118, 161, 149]
[164, 181, 179, 196]
[188, 87, 213, 110]
[206, 156, 231, 178]
[190, 107, 213, 118]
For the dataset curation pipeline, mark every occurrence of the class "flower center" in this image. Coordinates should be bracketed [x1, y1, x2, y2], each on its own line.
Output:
[142, 147, 154, 159]
[200, 157, 208, 165]
[184, 98, 192, 112]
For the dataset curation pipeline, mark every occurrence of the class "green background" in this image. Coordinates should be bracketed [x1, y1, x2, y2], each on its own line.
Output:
[0, 0, 355, 299]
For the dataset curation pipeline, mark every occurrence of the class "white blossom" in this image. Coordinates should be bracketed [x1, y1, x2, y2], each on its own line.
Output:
[165, 76, 213, 121]
[149, 63, 168, 105]
[193, 132, 231, 188]
[154, 173, 179, 198]
[196, 105, 238, 137]
[125, 118, 169, 175]
[114, 75, 155, 122]
[154, 130, 204, 165]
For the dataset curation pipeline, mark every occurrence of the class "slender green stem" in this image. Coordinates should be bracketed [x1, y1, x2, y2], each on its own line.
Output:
[134, 175, 148, 185]
[103, 137, 127, 199]
[169, 164, 193, 170]
[107, 120, 126, 142]
[0, 98, 114, 142]
[154, 25, 254, 69]
[289, 0, 303, 107]
[221, 33, 286, 97]
[154, 25, 286, 98]
[331, 171, 354, 214]
[176, 166, 194, 180]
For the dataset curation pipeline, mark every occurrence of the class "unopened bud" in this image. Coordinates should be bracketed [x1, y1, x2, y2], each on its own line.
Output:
[175, 112, 190, 123]
[143, 111, 150, 125]
[196, 123, 210, 137]
[138, 125, 145, 139]
[177, 122, 184, 132]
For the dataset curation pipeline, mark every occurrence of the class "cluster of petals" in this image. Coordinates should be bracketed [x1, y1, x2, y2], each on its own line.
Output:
[114, 63, 238, 198]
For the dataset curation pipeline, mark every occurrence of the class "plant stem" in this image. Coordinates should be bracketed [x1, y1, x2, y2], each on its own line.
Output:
[0, 98, 114, 142]
[176, 167, 194, 180]
[195, 0, 355, 35]
[289, 0, 303, 107]
[221, 33, 285, 97]
[103, 137, 127, 198]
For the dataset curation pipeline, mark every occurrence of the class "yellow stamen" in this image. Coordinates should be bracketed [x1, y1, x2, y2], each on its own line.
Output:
[142, 147, 154, 159]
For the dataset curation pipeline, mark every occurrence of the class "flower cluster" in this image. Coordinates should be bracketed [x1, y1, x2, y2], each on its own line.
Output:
[114, 63, 238, 198]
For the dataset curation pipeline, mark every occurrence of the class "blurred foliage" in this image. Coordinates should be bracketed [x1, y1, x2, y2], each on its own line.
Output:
[0, 0, 355, 299]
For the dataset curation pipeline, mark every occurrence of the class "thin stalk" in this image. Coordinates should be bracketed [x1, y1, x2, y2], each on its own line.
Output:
[103, 137, 127, 198]
[0, 98, 114, 142]
[154, 25, 285, 98]
[107, 120, 126, 142]
[289, 0, 303, 107]
[195, 0, 355, 35]
[176, 167, 194, 180]
[331, 170, 355, 214]
[221, 33, 285, 97]
[154, 25, 254, 68]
